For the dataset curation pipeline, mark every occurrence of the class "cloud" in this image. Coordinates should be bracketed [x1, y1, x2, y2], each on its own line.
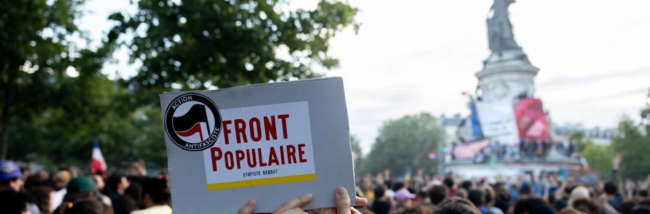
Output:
[538, 67, 650, 88]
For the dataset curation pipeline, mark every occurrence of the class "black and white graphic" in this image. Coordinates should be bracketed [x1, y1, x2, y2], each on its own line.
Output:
[164, 93, 221, 151]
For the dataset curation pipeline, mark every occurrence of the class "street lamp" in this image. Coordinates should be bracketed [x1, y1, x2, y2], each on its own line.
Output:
[646, 95, 650, 105]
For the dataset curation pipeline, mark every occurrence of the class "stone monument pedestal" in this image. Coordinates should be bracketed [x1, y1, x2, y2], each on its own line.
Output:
[476, 62, 539, 104]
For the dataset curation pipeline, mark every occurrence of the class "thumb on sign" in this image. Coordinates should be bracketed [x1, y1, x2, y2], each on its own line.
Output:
[322, 187, 367, 214]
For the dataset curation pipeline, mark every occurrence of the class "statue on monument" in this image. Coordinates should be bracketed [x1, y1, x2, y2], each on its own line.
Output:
[487, 0, 520, 52]
[484, 0, 531, 66]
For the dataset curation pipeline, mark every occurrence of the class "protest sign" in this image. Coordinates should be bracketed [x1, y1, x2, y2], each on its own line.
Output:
[475, 102, 520, 145]
[513, 98, 552, 141]
[453, 139, 490, 159]
[159, 77, 356, 213]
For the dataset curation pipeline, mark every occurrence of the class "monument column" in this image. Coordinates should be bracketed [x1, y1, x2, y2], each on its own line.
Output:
[477, 0, 539, 104]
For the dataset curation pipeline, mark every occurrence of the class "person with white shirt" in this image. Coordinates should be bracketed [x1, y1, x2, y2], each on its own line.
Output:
[50, 170, 71, 213]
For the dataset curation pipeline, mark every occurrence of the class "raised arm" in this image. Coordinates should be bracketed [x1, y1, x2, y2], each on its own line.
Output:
[611, 153, 622, 183]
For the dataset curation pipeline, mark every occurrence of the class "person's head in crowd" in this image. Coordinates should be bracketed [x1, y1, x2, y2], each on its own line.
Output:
[374, 185, 386, 201]
[428, 185, 448, 205]
[444, 177, 455, 189]
[25, 174, 47, 190]
[393, 182, 405, 192]
[482, 185, 496, 206]
[548, 187, 558, 206]
[107, 173, 130, 195]
[395, 188, 417, 208]
[0, 190, 31, 214]
[21, 167, 30, 179]
[493, 184, 511, 214]
[604, 182, 618, 196]
[54, 170, 72, 191]
[571, 198, 600, 214]
[112, 194, 137, 214]
[124, 180, 142, 208]
[637, 190, 649, 202]
[418, 190, 428, 202]
[620, 200, 637, 214]
[0, 160, 24, 192]
[67, 167, 78, 178]
[557, 207, 587, 214]
[629, 206, 650, 214]
[29, 185, 54, 214]
[563, 185, 575, 199]
[407, 187, 416, 194]
[513, 198, 554, 214]
[38, 170, 50, 181]
[384, 180, 393, 190]
[456, 188, 468, 199]
[461, 180, 473, 191]
[468, 189, 485, 207]
[433, 197, 481, 214]
[569, 186, 590, 206]
[519, 182, 533, 197]
[64, 177, 97, 202]
[141, 178, 170, 208]
[56, 199, 112, 214]
[92, 174, 105, 192]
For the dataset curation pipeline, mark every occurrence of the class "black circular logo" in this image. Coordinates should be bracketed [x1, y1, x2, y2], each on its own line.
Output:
[164, 93, 222, 151]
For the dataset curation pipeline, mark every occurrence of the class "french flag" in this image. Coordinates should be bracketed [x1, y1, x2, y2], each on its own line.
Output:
[90, 141, 107, 174]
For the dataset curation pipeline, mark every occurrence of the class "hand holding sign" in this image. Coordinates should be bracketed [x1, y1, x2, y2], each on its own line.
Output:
[236, 187, 367, 214]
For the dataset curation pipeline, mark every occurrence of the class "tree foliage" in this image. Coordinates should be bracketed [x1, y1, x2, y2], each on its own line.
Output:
[364, 113, 445, 175]
[579, 140, 613, 180]
[0, 0, 120, 159]
[2, 0, 358, 169]
[569, 131, 593, 153]
[350, 134, 367, 175]
[108, 0, 359, 105]
[580, 92, 650, 181]
[611, 117, 650, 180]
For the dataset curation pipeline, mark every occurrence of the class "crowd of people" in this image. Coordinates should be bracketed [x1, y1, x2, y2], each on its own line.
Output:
[3, 155, 650, 214]
[348, 156, 650, 214]
[0, 160, 171, 214]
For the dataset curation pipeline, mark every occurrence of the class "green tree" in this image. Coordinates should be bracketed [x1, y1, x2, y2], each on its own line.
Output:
[642, 88, 650, 132]
[350, 134, 367, 175]
[580, 142, 614, 180]
[108, 0, 359, 104]
[569, 131, 594, 153]
[579, 90, 650, 181]
[0, 0, 128, 159]
[0, 0, 85, 158]
[364, 113, 445, 175]
[611, 117, 650, 180]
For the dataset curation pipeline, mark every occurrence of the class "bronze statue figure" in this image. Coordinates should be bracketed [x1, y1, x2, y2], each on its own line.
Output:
[487, 0, 521, 53]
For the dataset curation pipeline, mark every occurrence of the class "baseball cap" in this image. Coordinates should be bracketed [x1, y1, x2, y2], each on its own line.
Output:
[395, 188, 417, 202]
[67, 177, 97, 193]
[0, 160, 23, 182]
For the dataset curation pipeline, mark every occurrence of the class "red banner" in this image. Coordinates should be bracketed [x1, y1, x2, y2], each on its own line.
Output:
[513, 98, 552, 141]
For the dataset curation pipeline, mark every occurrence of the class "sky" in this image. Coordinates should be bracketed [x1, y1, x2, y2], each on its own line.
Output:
[78, 0, 650, 154]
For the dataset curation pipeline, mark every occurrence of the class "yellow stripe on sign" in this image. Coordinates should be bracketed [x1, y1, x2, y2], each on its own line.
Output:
[206, 173, 317, 191]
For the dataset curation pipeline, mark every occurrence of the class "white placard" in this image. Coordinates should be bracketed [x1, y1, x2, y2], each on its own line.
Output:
[476, 102, 520, 145]
[201, 101, 316, 190]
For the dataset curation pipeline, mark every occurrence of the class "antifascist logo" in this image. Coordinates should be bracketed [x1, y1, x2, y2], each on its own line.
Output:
[164, 93, 222, 151]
